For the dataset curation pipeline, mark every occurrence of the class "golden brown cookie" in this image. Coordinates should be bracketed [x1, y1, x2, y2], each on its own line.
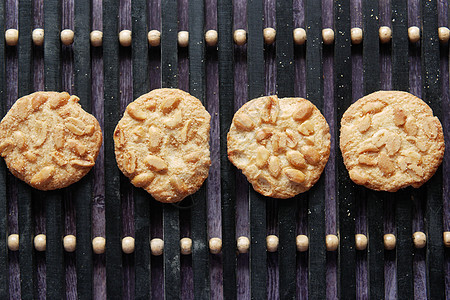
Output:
[114, 88, 211, 203]
[227, 95, 331, 198]
[340, 91, 445, 192]
[0, 91, 102, 190]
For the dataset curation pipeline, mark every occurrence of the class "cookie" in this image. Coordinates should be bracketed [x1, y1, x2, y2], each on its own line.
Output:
[114, 88, 211, 203]
[0, 91, 103, 190]
[227, 95, 331, 198]
[340, 91, 445, 192]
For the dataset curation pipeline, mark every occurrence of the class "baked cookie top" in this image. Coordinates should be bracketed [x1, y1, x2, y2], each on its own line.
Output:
[340, 91, 445, 192]
[114, 88, 211, 203]
[227, 95, 331, 198]
[0, 91, 103, 190]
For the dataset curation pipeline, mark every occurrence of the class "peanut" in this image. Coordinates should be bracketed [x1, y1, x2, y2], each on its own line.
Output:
[293, 102, 313, 122]
[30, 166, 55, 186]
[255, 146, 270, 168]
[127, 103, 147, 121]
[268, 156, 281, 178]
[160, 97, 181, 113]
[233, 112, 255, 131]
[286, 150, 307, 168]
[284, 168, 306, 184]
[300, 146, 320, 165]
[144, 155, 168, 172]
[132, 173, 155, 187]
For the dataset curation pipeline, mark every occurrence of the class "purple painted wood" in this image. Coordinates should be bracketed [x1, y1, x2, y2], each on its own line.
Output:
[91, 0, 106, 298]
[322, 0, 337, 297]
[233, 1, 250, 299]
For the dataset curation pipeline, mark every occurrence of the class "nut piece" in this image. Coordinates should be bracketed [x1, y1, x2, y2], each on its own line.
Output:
[123, 152, 137, 174]
[71, 159, 95, 168]
[63, 235, 76, 252]
[362, 101, 385, 114]
[49, 93, 69, 109]
[393, 108, 407, 126]
[384, 234, 396, 250]
[51, 151, 68, 166]
[67, 139, 87, 156]
[255, 127, 273, 144]
[298, 120, 315, 136]
[13, 131, 27, 150]
[404, 118, 418, 136]
[358, 154, 377, 166]
[412, 231, 426, 249]
[8, 234, 19, 251]
[127, 103, 146, 121]
[122, 236, 135, 254]
[209, 237, 222, 254]
[357, 115, 371, 133]
[422, 117, 438, 139]
[131, 173, 155, 188]
[300, 146, 320, 165]
[32, 93, 48, 110]
[24, 151, 38, 162]
[268, 156, 281, 178]
[326, 234, 339, 251]
[160, 96, 181, 113]
[385, 135, 401, 156]
[286, 150, 307, 169]
[163, 110, 182, 128]
[233, 112, 255, 131]
[34, 234, 46, 252]
[92, 237, 106, 254]
[266, 235, 279, 252]
[30, 166, 55, 187]
[150, 238, 164, 255]
[261, 96, 279, 124]
[293, 102, 313, 121]
[180, 237, 192, 255]
[255, 146, 270, 168]
[237, 236, 250, 254]
[284, 168, 306, 184]
[147, 126, 163, 150]
[170, 176, 188, 193]
[35, 121, 48, 147]
[377, 152, 395, 176]
[144, 155, 168, 172]
[296, 235, 309, 252]
[65, 117, 86, 135]
[355, 234, 368, 251]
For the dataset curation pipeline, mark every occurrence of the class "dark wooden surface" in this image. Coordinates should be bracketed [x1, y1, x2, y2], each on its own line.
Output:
[1, 0, 449, 299]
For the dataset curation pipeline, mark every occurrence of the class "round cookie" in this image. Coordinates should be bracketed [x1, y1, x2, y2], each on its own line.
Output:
[0, 92, 102, 190]
[340, 91, 445, 192]
[114, 88, 211, 203]
[227, 95, 331, 199]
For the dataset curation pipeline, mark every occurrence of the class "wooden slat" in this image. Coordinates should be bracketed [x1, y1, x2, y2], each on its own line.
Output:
[188, 0, 210, 298]
[161, 0, 181, 298]
[0, 0, 9, 296]
[247, 0, 266, 299]
[44, 0, 65, 298]
[132, 0, 150, 298]
[103, 0, 123, 297]
[17, 0, 35, 299]
[218, 0, 237, 298]
[305, 0, 326, 298]
[335, 0, 355, 298]
[277, 1, 297, 299]
[73, 0, 93, 298]
[422, 0, 445, 298]
[391, 0, 413, 298]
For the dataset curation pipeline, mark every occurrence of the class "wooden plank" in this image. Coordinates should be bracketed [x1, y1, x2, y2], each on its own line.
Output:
[44, 0, 65, 298]
[247, 0, 266, 299]
[73, 0, 93, 298]
[131, 0, 150, 298]
[305, 0, 326, 299]
[335, 0, 356, 298]
[277, 1, 297, 299]
[218, 0, 236, 298]
[17, 0, 35, 299]
[391, 0, 413, 298]
[422, 0, 445, 298]
[161, 0, 180, 298]
[188, 0, 210, 298]
[103, 0, 123, 297]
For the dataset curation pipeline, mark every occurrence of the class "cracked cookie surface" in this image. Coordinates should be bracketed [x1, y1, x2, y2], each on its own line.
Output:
[0, 91, 102, 190]
[340, 91, 445, 192]
[227, 95, 330, 198]
[114, 88, 211, 203]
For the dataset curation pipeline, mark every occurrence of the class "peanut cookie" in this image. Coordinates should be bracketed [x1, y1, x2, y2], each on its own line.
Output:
[227, 95, 331, 198]
[114, 88, 211, 203]
[0, 91, 102, 190]
[340, 91, 445, 192]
